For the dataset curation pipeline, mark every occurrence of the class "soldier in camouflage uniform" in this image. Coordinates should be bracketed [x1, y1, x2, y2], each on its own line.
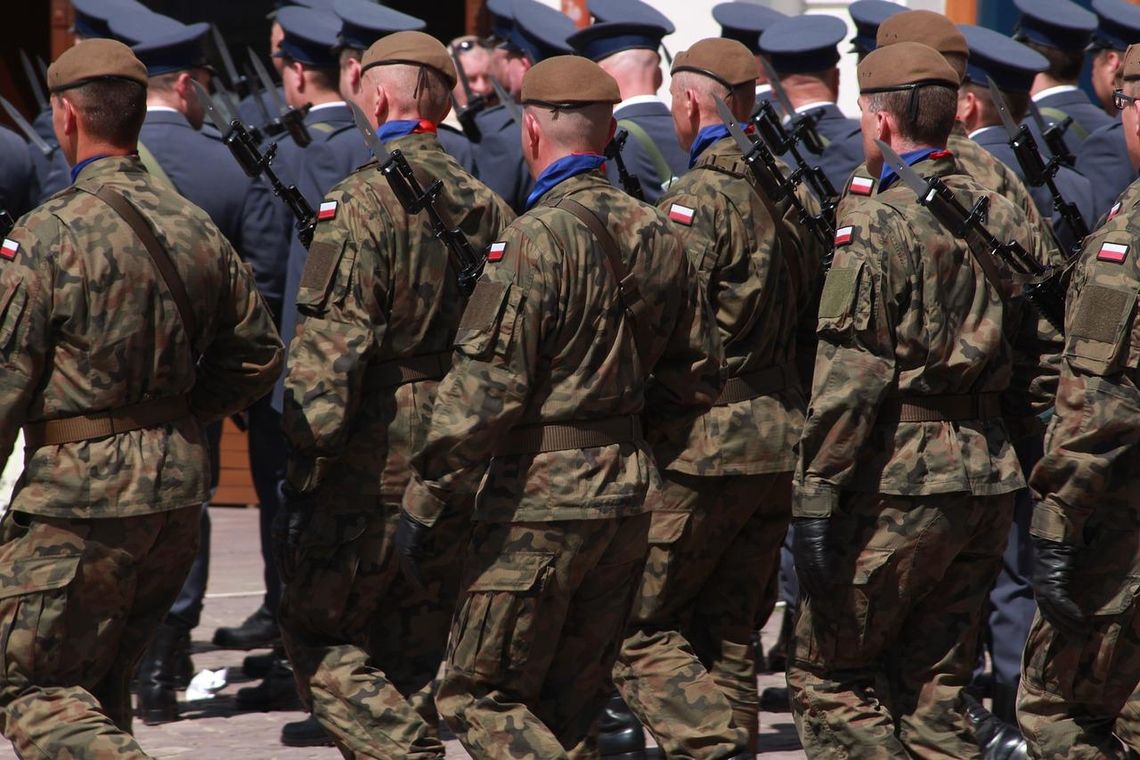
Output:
[1018, 43, 1140, 759]
[401, 55, 722, 758]
[611, 38, 804, 758]
[0, 40, 282, 758]
[276, 32, 514, 760]
[788, 42, 1059, 758]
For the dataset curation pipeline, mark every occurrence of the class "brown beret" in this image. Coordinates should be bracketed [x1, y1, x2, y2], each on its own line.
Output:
[361, 31, 457, 90]
[520, 55, 620, 107]
[47, 38, 148, 93]
[1123, 43, 1140, 82]
[859, 41, 960, 94]
[877, 10, 969, 81]
[671, 38, 758, 91]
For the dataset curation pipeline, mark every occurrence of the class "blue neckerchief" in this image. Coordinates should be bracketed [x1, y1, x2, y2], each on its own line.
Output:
[525, 153, 607, 209]
[689, 124, 730, 168]
[878, 147, 938, 192]
[70, 153, 114, 184]
[376, 118, 437, 143]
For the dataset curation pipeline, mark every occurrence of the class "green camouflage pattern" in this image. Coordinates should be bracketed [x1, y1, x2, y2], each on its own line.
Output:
[0, 505, 200, 758]
[789, 491, 1013, 758]
[795, 151, 1058, 519]
[615, 471, 791, 756]
[438, 513, 651, 759]
[283, 132, 515, 498]
[653, 136, 806, 476]
[0, 155, 283, 518]
[403, 169, 722, 526]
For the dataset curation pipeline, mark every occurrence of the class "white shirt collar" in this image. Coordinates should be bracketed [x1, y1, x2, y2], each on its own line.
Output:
[795, 101, 835, 114]
[969, 125, 1002, 140]
[615, 94, 666, 112]
[308, 100, 347, 113]
[756, 83, 772, 95]
[146, 106, 180, 114]
[1032, 85, 1079, 102]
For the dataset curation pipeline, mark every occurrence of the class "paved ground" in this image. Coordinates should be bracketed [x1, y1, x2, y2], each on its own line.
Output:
[0, 506, 806, 759]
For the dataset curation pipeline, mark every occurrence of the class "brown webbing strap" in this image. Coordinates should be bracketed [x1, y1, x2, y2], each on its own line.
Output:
[715, 365, 791, 406]
[23, 395, 191, 449]
[90, 186, 198, 345]
[879, 393, 1002, 423]
[368, 351, 452, 388]
[495, 416, 642, 457]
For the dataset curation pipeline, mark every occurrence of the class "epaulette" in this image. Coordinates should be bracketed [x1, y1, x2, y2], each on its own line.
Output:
[691, 150, 747, 179]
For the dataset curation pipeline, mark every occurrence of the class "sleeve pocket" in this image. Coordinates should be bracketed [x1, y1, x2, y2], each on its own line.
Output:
[1065, 284, 1137, 375]
[455, 281, 520, 359]
[297, 238, 348, 314]
[817, 261, 869, 334]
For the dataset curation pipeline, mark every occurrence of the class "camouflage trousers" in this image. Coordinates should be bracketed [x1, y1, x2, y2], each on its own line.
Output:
[278, 494, 472, 760]
[438, 512, 651, 759]
[0, 505, 200, 760]
[614, 471, 792, 757]
[1017, 510, 1140, 759]
[788, 490, 1012, 759]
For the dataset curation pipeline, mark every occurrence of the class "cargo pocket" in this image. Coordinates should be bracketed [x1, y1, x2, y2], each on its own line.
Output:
[648, 511, 689, 546]
[450, 552, 554, 677]
[289, 512, 371, 633]
[1065, 284, 1136, 375]
[1069, 571, 1140, 705]
[850, 547, 896, 656]
[454, 281, 520, 360]
[0, 554, 81, 682]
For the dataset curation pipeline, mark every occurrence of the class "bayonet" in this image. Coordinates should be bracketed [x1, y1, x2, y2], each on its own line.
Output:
[0, 96, 53, 157]
[247, 49, 311, 147]
[449, 49, 485, 141]
[210, 24, 250, 98]
[491, 78, 523, 125]
[877, 138, 1066, 332]
[35, 55, 49, 88]
[761, 57, 826, 155]
[1027, 99, 1076, 167]
[244, 64, 283, 136]
[19, 50, 47, 112]
[604, 128, 644, 201]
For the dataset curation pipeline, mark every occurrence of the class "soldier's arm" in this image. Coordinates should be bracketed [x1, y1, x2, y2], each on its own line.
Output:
[403, 225, 545, 526]
[793, 206, 900, 518]
[280, 188, 386, 493]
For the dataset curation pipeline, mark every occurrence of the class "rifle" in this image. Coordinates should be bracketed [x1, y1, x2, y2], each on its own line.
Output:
[715, 96, 833, 251]
[605, 128, 644, 201]
[18, 49, 47, 113]
[877, 139, 1066, 333]
[491, 79, 524, 125]
[1027, 99, 1077, 168]
[0, 209, 14, 238]
[347, 102, 485, 296]
[191, 80, 317, 247]
[450, 49, 485, 141]
[247, 49, 312, 148]
[988, 76, 1088, 254]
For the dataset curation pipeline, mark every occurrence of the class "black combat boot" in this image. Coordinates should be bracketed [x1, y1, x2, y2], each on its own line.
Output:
[135, 622, 186, 725]
[597, 693, 647, 759]
[234, 657, 301, 711]
[212, 603, 279, 650]
[964, 692, 1028, 760]
[281, 714, 336, 747]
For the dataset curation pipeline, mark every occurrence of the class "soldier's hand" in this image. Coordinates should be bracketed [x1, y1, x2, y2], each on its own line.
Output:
[273, 484, 316, 583]
[1031, 536, 1086, 636]
[395, 511, 430, 594]
[792, 517, 833, 600]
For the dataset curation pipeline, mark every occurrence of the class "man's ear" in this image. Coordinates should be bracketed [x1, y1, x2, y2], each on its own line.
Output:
[523, 109, 541, 150]
[607, 116, 617, 144]
[62, 96, 79, 137]
[372, 82, 389, 128]
[174, 71, 193, 104]
[875, 108, 891, 144]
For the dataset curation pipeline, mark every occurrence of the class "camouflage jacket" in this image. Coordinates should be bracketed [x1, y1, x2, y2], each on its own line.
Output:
[0, 155, 282, 518]
[283, 133, 515, 500]
[654, 136, 806, 476]
[1030, 174, 1140, 544]
[795, 151, 1059, 518]
[403, 169, 722, 524]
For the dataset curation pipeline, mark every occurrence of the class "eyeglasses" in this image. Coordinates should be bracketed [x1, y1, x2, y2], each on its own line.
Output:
[1114, 88, 1138, 111]
[450, 35, 490, 54]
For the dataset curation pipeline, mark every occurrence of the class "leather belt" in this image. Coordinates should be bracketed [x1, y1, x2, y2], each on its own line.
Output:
[715, 365, 790, 406]
[23, 394, 191, 449]
[496, 415, 642, 457]
[369, 351, 451, 388]
[879, 393, 1002, 423]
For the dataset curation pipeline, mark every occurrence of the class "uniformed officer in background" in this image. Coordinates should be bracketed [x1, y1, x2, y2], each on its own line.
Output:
[0, 39, 281, 757]
[847, 0, 904, 62]
[711, 1, 787, 111]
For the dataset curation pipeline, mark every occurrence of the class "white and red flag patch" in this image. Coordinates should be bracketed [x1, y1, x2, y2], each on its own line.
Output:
[834, 226, 853, 246]
[668, 203, 695, 226]
[0, 238, 17, 260]
[849, 176, 874, 196]
[1098, 241, 1129, 264]
[1109, 201, 1123, 221]
[317, 201, 338, 221]
[487, 241, 507, 262]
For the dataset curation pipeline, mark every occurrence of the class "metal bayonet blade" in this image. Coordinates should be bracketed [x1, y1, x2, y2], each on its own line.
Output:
[714, 95, 755, 156]
[19, 50, 47, 112]
[1026, 98, 1050, 134]
[210, 24, 243, 92]
[248, 49, 287, 115]
[491, 79, 523, 125]
[189, 79, 231, 136]
[244, 64, 275, 125]
[986, 75, 1021, 141]
[875, 139, 930, 199]
[760, 57, 795, 116]
[0, 96, 52, 156]
[450, 49, 477, 102]
[347, 101, 393, 164]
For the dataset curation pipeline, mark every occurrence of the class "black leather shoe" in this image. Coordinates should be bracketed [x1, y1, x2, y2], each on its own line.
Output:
[136, 623, 186, 725]
[759, 686, 791, 713]
[598, 694, 646, 759]
[281, 715, 335, 747]
[213, 604, 280, 650]
[234, 659, 300, 711]
[964, 693, 1028, 760]
[242, 650, 280, 679]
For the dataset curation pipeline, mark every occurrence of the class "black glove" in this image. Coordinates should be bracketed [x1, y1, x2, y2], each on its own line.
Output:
[273, 485, 316, 584]
[792, 517, 833, 600]
[395, 511, 430, 594]
[1032, 536, 1086, 636]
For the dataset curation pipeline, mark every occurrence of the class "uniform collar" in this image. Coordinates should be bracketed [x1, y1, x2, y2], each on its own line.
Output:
[71, 153, 145, 185]
[878, 146, 949, 192]
[1032, 84, 1079, 102]
[689, 124, 731, 168]
[526, 153, 607, 209]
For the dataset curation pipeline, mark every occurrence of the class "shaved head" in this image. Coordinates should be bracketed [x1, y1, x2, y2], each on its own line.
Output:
[525, 102, 613, 154]
[362, 62, 451, 123]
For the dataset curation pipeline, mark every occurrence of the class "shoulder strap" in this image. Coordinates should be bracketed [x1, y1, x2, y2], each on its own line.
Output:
[556, 196, 653, 366]
[1038, 107, 1089, 142]
[616, 118, 674, 187]
[90, 186, 198, 346]
[135, 141, 177, 191]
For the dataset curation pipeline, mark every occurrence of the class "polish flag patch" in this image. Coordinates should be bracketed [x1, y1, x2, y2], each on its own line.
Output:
[834, 226, 854, 246]
[317, 201, 338, 221]
[668, 203, 695, 226]
[849, 176, 874, 196]
[1098, 242, 1129, 263]
[0, 238, 17, 260]
[487, 241, 507, 262]
[1109, 201, 1123, 221]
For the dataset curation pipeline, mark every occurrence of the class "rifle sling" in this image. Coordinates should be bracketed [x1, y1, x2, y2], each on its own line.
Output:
[616, 119, 674, 187]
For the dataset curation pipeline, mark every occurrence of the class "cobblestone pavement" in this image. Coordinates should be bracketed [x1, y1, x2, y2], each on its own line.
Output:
[0, 506, 806, 759]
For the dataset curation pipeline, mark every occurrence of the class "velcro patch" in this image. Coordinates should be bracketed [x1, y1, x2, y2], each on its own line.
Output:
[1109, 201, 1122, 221]
[487, 241, 507, 262]
[1098, 242, 1129, 264]
[834, 226, 853, 246]
[0, 239, 17, 260]
[317, 201, 337, 221]
[668, 204, 695, 226]
[849, 176, 874, 196]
